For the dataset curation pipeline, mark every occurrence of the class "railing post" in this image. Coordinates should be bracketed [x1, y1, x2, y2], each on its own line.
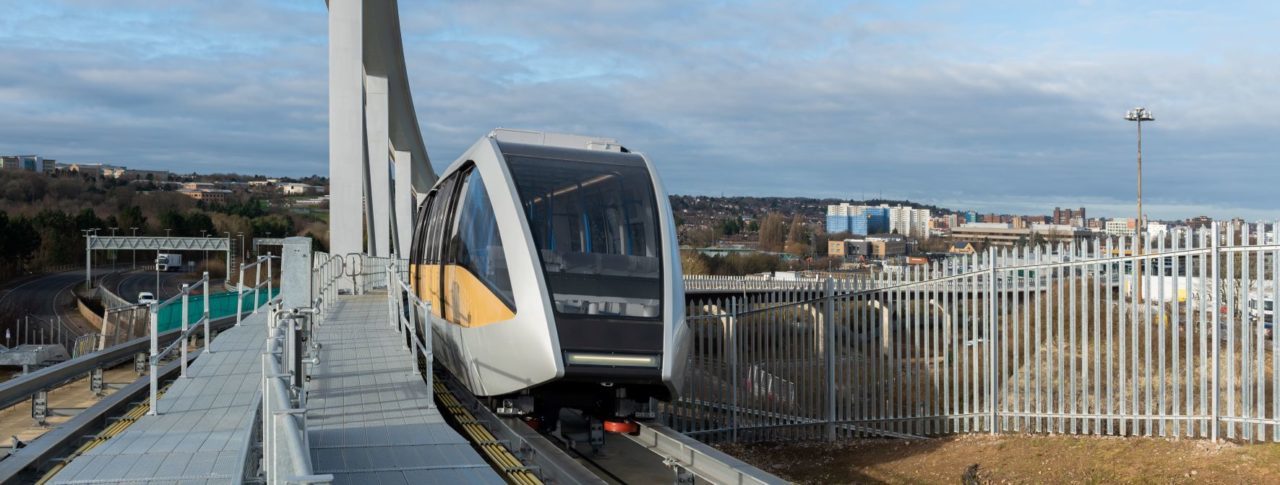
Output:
[987, 246, 998, 434]
[254, 258, 262, 314]
[409, 295, 420, 376]
[426, 301, 434, 407]
[237, 263, 246, 326]
[729, 297, 739, 443]
[1211, 222, 1221, 442]
[148, 302, 158, 416]
[261, 352, 272, 484]
[181, 284, 189, 378]
[388, 263, 397, 330]
[824, 277, 836, 441]
[267, 251, 274, 305]
[203, 272, 211, 353]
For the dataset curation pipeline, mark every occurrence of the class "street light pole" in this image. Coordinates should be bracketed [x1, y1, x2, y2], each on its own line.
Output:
[224, 231, 232, 284]
[1125, 107, 1154, 303]
[201, 229, 208, 273]
[156, 256, 163, 299]
[110, 227, 118, 268]
[131, 227, 139, 269]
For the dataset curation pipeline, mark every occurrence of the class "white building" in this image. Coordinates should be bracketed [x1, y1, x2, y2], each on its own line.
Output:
[1105, 218, 1136, 236]
[280, 183, 325, 195]
[888, 206, 931, 239]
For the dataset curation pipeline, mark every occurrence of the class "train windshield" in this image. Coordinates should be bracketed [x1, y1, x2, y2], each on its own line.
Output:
[503, 145, 663, 319]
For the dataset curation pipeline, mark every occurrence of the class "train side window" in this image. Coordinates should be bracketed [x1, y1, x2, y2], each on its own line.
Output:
[448, 166, 516, 310]
[410, 193, 434, 263]
[425, 176, 458, 264]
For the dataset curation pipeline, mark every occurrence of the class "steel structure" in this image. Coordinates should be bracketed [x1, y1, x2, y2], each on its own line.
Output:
[329, 0, 435, 259]
[85, 236, 231, 287]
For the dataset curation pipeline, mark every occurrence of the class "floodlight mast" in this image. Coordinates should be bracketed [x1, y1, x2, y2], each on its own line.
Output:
[1125, 107, 1154, 303]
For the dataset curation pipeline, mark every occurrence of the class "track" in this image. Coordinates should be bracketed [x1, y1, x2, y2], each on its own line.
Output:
[433, 368, 781, 484]
[544, 413, 683, 484]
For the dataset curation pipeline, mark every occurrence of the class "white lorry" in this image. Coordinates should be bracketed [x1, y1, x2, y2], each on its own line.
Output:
[157, 253, 183, 272]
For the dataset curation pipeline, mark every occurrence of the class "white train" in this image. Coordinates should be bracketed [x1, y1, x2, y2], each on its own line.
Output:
[409, 129, 689, 430]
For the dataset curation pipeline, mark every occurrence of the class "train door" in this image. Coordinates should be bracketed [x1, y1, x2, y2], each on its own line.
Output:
[419, 173, 461, 317]
[441, 165, 517, 328]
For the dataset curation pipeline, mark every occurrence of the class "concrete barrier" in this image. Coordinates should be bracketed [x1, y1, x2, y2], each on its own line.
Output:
[75, 297, 104, 331]
[97, 285, 132, 309]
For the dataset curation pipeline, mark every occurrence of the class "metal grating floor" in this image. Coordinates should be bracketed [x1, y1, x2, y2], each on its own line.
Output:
[49, 313, 269, 484]
[305, 294, 501, 484]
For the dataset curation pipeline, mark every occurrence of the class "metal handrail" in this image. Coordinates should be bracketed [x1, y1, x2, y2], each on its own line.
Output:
[237, 254, 278, 326]
[311, 253, 345, 320]
[262, 303, 330, 484]
[147, 272, 211, 416]
[386, 262, 432, 398]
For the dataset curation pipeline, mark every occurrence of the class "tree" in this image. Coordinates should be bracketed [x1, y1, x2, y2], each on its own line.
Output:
[758, 213, 787, 252]
[717, 218, 742, 236]
[784, 214, 809, 256]
[681, 250, 710, 275]
[117, 206, 148, 233]
[0, 211, 41, 278]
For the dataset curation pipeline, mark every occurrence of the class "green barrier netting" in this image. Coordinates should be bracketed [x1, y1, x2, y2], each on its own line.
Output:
[155, 288, 280, 333]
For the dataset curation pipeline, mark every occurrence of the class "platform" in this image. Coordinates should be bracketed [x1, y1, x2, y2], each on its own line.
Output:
[48, 313, 268, 484]
[305, 294, 501, 484]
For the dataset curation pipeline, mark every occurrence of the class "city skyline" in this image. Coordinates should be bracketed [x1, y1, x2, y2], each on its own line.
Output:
[3, 1, 1280, 220]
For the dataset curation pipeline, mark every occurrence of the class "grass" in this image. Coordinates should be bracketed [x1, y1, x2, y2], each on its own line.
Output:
[720, 434, 1280, 484]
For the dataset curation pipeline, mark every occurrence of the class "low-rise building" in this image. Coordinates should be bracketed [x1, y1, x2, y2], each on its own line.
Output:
[867, 235, 907, 258]
[949, 242, 977, 255]
[951, 222, 1091, 247]
[280, 183, 324, 195]
[119, 169, 171, 181]
[178, 188, 232, 203]
[0, 155, 52, 172]
[1104, 218, 1137, 236]
[828, 238, 870, 260]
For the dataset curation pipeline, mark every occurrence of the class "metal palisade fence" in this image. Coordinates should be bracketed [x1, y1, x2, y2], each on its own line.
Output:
[671, 221, 1280, 443]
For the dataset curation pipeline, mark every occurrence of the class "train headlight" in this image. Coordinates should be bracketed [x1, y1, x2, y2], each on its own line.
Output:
[565, 352, 659, 368]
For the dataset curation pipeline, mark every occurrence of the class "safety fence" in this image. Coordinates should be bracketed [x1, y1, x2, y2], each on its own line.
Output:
[258, 246, 343, 484]
[670, 222, 1280, 444]
[154, 288, 279, 333]
[2, 315, 81, 355]
[386, 261, 433, 400]
[147, 272, 212, 415]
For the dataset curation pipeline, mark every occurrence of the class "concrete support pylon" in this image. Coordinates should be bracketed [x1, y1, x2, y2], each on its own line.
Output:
[329, 0, 365, 259]
[328, 0, 437, 259]
[365, 74, 391, 257]
[393, 149, 414, 256]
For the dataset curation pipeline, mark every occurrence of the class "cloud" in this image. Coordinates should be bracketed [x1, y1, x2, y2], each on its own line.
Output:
[1, 0, 1278, 220]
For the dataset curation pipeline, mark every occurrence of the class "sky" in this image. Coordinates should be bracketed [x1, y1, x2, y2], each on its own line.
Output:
[1, 1, 1279, 220]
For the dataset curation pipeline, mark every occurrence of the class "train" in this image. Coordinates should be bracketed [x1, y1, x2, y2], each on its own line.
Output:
[408, 129, 689, 431]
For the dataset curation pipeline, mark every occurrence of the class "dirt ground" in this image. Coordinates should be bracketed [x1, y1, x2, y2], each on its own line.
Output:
[720, 434, 1280, 484]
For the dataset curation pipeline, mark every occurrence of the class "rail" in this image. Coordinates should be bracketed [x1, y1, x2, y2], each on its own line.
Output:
[625, 422, 786, 485]
[386, 261, 431, 392]
[261, 302, 330, 485]
[311, 252, 345, 320]
[237, 254, 278, 326]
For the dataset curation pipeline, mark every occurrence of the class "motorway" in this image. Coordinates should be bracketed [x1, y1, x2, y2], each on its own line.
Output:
[104, 271, 188, 304]
[0, 265, 225, 350]
[0, 267, 124, 348]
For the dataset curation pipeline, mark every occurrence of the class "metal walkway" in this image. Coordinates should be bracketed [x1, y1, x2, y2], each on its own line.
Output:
[48, 313, 268, 484]
[305, 294, 501, 484]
